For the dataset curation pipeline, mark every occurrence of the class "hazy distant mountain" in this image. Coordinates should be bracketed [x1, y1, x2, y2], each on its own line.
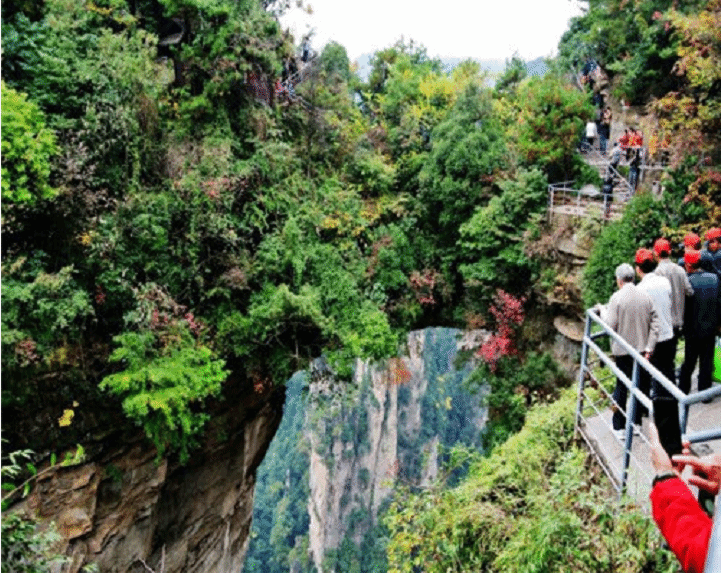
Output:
[352, 52, 547, 84]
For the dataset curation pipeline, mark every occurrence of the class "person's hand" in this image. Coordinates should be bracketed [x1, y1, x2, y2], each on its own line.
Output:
[672, 453, 721, 496]
[649, 423, 675, 474]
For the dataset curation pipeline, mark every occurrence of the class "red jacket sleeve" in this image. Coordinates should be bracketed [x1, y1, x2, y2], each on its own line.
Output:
[650, 477, 712, 573]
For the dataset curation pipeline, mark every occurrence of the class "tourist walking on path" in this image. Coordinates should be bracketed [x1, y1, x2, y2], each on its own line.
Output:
[654, 238, 694, 368]
[678, 250, 721, 398]
[596, 263, 659, 438]
[635, 248, 676, 394]
[599, 107, 612, 155]
[585, 120, 598, 151]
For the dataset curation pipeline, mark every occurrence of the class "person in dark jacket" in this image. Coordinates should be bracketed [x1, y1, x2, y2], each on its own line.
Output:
[679, 250, 721, 397]
[649, 423, 719, 573]
[679, 233, 715, 280]
[703, 227, 721, 277]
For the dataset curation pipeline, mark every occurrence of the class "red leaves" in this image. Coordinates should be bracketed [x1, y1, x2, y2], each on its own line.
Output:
[409, 269, 442, 306]
[476, 289, 526, 372]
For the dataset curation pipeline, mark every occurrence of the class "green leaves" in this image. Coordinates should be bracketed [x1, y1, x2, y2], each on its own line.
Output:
[458, 168, 547, 300]
[385, 388, 676, 572]
[101, 330, 227, 463]
[512, 75, 592, 182]
[1, 260, 94, 370]
[1, 82, 58, 205]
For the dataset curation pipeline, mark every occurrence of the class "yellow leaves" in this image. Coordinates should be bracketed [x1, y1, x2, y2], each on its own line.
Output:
[58, 402, 78, 427]
[320, 211, 353, 235]
[78, 230, 96, 246]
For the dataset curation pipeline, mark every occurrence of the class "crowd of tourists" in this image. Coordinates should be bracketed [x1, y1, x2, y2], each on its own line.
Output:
[593, 227, 721, 573]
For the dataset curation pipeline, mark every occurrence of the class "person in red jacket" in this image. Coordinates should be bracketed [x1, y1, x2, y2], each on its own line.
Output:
[649, 424, 720, 573]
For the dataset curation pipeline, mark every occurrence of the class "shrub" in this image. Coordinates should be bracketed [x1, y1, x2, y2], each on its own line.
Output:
[1, 82, 58, 205]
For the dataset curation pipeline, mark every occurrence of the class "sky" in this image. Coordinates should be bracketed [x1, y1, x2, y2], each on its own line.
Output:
[279, 0, 586, 64]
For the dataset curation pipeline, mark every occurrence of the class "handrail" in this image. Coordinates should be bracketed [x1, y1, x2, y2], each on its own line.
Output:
[580, 143, 634, 198]
[547, 183, 618, 222]
[576, 308, 721, 497]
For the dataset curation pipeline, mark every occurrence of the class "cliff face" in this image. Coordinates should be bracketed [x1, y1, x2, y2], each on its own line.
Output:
[16, 379, 285, 573]
[306, 328, 488, 572]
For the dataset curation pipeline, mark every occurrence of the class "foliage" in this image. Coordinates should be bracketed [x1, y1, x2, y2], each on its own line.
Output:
[1, 513, 68, 573]
[556, 0, 705, 103]
[244, 374, 311, 573]
[494, 54, 527, 96]
[511, 74, 594, 182]
[458, 168, 547, 302]
[320, 41, 352, 84]
[1, 82, 59, 204]
[1, 258, 94, 372]
[100, 289, 227, 462]
[385, 388, 677, 573]
[475, 290, 526, 372]
[582, 192, 684, 308]
[651, 0, 721, 166]
[414, 82, 507, 291]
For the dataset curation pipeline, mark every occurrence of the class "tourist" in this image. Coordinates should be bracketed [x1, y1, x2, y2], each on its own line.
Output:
[629, 146, 642, 191]
[599, 107, 612, 155]
[608, 142, 621, 179]
[596, 263, 659, 439]
[635, 248, 675, 394]
[678, 250, 720, 399]
[654, 238, 694, 371]
[585, 120, 598, 152]
[703, 228, 721, 278]
[619, 128, 631, 158]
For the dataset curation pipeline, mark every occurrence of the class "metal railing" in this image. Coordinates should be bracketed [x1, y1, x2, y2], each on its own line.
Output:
[575, 308, 721, 497]
[582, 144, 634, 195]
[547, 182, 621, 222]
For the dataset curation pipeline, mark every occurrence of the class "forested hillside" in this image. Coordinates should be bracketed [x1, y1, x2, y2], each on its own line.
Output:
[2, 0, 720, 570]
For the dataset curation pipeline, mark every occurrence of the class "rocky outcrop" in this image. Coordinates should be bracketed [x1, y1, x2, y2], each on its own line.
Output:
[14, 379, 285, 573]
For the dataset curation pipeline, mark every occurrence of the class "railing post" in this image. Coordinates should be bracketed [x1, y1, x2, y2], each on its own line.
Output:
[574, 312, 593, 440]
[620, 358, 640, 497]
[548, 185, 554, 223]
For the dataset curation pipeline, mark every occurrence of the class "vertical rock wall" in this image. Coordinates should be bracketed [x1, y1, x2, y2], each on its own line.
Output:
[14, 380, 285, 573]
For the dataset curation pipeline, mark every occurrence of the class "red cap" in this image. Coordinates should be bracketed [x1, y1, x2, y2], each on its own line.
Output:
[706, 227, 721, 241]
[653, 238, 671, 256]
[684, 249, 701, 266]
[635, 248, 654, 265]
[684, 233, 701, 249]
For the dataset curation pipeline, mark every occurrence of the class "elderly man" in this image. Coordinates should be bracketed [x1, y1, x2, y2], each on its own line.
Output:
[598, 262, 660, 439]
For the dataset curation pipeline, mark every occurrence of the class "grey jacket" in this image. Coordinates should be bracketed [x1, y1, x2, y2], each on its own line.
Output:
[600, 283, 660, 356]
[655, 259, 694, 329]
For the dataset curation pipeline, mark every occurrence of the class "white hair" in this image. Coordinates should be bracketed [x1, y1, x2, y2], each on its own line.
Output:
[615, 263, 635, 283]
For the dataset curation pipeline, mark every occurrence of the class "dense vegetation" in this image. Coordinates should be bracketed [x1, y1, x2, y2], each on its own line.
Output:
[2, 0, 720, 569]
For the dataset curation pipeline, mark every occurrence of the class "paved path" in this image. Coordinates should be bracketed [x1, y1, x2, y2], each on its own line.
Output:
[579, 396, 721, 510]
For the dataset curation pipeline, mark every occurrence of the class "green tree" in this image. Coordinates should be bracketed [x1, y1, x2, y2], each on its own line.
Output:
[457, 168, 547, 301]
[512, 74, 593, 182]
[1, 82, 58, 204]
[416, 82, 507, 265]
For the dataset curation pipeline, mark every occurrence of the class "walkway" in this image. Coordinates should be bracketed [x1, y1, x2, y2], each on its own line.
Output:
[575, 309, 721, 510]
